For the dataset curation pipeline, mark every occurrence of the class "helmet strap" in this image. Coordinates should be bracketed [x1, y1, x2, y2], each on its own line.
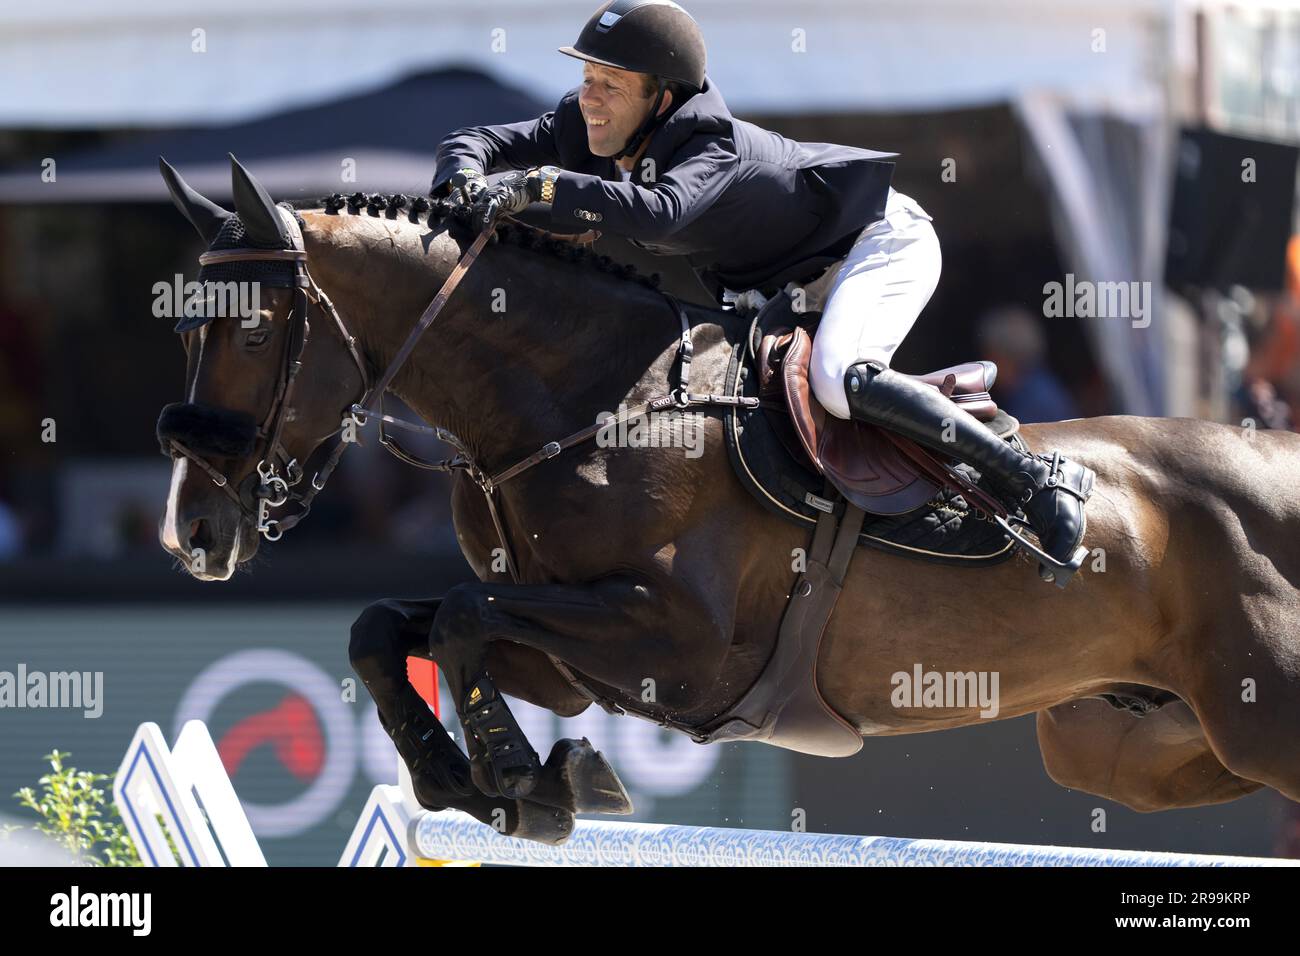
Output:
[613, 79, 668, 163]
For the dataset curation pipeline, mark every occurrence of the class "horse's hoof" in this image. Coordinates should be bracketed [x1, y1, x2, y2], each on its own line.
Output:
[506, 800, 574, 845]
[550, 738, 634, 815]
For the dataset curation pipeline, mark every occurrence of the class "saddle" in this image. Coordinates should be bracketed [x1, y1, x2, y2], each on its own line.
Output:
[701, 295, 1024, 757]
[758, 324, 1005, 515]
[721, 290, 1021, 565]
[748, 291, 1017, 518]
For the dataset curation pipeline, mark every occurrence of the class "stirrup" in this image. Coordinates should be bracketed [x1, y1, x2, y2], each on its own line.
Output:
[992, 514, 1088, 589]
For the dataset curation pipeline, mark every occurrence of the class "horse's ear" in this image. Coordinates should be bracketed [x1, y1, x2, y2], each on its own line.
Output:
[229, 153, 291, 247]
[159, 157, 230, 243]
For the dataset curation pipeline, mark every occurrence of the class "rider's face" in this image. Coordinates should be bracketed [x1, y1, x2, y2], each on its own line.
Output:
[578, 64, 663, 158]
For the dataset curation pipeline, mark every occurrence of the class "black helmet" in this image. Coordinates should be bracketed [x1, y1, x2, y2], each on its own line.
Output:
[559, 0, 706, 93]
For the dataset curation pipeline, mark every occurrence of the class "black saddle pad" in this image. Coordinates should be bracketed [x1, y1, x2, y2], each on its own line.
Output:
[720, 313, 1019, 568]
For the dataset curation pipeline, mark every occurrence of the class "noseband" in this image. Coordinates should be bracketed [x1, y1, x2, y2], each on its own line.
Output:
[161, 210, 372, 541]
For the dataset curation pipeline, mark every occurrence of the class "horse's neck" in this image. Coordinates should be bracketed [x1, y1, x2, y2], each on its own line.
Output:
[413, 263, 684, 472]
[304, 216, 682, 473]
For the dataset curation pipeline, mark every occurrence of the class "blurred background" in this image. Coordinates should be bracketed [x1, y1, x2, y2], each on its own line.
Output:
[2, 0, 1299, 864]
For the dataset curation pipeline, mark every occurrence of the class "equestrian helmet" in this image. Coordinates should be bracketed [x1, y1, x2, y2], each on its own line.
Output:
[559, 0, 706, 93]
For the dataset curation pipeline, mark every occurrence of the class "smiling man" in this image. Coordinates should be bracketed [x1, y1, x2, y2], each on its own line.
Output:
[429, 0, 1095, 585]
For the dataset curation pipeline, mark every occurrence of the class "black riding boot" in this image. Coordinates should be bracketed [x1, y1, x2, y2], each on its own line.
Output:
[844, 361, 1095, 586]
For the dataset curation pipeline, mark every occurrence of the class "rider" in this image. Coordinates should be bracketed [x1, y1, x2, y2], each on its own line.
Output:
[429, 0, 1094, 584]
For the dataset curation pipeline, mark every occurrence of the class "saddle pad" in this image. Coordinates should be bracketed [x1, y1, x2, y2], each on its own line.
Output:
[722, 332, 1019, 567]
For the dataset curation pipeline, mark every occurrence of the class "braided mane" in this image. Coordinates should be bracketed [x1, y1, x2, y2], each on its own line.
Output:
[311, 192, 662, 290]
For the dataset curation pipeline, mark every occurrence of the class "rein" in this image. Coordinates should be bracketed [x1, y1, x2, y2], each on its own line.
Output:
[171, 208, 759, 565]
[345, 224, 758, 582]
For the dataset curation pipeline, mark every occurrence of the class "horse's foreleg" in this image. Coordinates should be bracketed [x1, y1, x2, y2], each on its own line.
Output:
[349, 598, 575, 842]
[350, 599, 471, 800]
[429, 576, 730, 803]
[1036, 698, 1262, 811]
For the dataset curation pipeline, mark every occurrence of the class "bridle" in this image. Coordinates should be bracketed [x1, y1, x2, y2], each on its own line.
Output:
[166, 202, 758, 573]
[163, 209, 373, 541]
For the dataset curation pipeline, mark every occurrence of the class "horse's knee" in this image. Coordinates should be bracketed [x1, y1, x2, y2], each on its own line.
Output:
[429, 585, 483, 652]
[1036, 707, 1154, 807]
[1037, 734, 1092, 794]
[1036, 709, 1084, 781]
[1040, 742, 1166, 811]
[349, 601, 408, 673]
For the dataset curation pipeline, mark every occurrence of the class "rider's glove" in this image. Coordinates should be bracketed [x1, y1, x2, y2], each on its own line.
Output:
[470, 166, 561, 234]
[442, 168, 489, 206]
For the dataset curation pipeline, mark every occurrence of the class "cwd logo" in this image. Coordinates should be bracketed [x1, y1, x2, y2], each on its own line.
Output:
[218, 695, 325, 779]
[174, 649, 356, 838]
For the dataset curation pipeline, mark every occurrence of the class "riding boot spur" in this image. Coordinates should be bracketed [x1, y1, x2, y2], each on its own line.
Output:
[843, 361, 1095, 586]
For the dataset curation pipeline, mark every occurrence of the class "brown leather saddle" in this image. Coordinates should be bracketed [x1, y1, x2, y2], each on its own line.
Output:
[756, 323, 1012, 516]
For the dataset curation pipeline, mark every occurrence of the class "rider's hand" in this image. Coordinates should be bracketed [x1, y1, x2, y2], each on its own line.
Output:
[469, 167, 561, 234]
[442, 168, 489, 206]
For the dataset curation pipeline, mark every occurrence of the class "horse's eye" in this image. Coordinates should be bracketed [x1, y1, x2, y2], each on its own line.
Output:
[245, 327, 270, 348]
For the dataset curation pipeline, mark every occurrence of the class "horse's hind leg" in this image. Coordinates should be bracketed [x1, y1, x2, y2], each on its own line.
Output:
[1178, 597, 1300, 804]
[1159, 431, 1300, 804]
[1036, 698, 1262, 811]
[350, 599, 473, 801]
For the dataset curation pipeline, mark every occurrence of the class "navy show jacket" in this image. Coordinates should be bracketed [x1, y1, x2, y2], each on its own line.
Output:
[432, 75, 896, 300]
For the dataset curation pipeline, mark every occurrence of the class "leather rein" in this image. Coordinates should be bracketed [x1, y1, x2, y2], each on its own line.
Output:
[172, 209, 759, 583]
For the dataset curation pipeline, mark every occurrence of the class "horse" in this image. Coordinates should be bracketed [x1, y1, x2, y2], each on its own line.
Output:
[156, 156, 1299, 844]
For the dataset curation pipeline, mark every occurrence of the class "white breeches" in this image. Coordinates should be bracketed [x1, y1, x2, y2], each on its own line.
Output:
[808, 188, 942, 419]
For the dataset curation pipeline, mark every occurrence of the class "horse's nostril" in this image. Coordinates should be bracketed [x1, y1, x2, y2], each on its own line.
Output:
[190, 518, 214, 552]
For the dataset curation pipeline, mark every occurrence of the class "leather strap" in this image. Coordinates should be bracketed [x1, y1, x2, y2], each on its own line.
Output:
[881, 430, 1007, 518]
[686, 488, 867, 756]
[357, 227, 493, 413]
[197, 248, 308, 265]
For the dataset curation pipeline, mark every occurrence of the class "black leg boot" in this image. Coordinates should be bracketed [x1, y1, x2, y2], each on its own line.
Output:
[844, 361, 1095, 586]
[377, 682, 474, 810]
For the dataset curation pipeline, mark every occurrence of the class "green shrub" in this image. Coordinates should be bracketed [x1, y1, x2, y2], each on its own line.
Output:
[5, 750, 140, 867]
